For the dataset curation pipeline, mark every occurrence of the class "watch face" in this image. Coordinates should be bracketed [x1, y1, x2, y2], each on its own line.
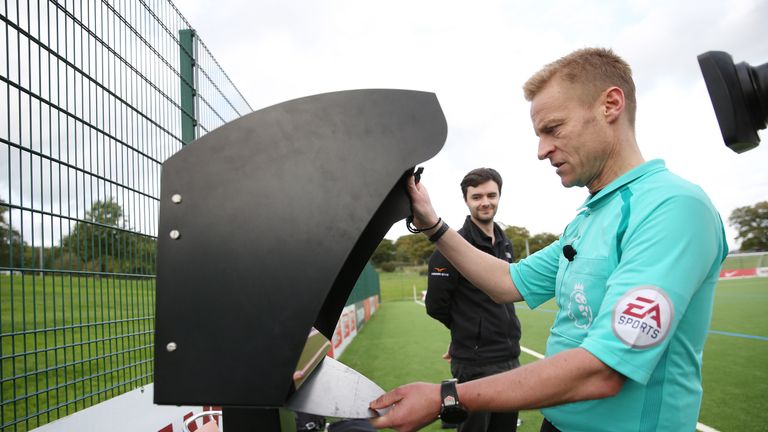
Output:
[440, 406, 468, 424]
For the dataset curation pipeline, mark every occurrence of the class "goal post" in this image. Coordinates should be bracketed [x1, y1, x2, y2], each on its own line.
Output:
[722, 251, 768, 270]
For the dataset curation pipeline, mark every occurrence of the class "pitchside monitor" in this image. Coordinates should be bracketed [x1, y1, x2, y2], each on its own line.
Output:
[153, 89, 447, 406]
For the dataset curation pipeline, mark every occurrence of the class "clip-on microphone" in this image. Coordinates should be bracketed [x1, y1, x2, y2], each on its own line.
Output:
[563, 244, 577, 262]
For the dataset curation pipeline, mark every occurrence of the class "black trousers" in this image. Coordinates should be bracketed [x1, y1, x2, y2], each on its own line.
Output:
[539, 418, 561, 432]
[451, 359, 520, 432]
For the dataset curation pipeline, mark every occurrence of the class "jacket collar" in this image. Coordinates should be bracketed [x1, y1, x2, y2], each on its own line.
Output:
[462, 215, 503, 248]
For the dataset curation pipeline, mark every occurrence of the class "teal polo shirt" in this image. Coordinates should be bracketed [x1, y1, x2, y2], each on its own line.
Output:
[510, 160, 727, 432]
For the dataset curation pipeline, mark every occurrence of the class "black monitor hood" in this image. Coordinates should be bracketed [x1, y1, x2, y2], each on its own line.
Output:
[154, 89, 446, 406]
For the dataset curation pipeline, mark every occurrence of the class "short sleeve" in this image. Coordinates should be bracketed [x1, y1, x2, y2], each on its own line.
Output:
[510, 239, 562, 309]
[580, 194, 725, 384]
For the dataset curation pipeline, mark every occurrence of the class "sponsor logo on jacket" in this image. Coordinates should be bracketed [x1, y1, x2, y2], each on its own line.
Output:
[431, 267, 450, 277]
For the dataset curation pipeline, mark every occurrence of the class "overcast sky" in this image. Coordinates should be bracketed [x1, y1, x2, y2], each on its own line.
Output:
[177, 0, 767, 250]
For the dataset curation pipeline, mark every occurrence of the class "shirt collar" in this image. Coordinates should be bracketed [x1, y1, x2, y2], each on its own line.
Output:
[463, 215, 501, 247]
[580, 159, 667, 209]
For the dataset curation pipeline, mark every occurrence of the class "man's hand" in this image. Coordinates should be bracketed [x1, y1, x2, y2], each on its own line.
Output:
[369, 382, 442, 432]
[407, 169, 522, 304]
[406, 174, 440, 230]
[442, 343, 451, 361]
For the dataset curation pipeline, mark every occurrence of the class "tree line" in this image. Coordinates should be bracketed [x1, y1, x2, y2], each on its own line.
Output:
[371, 200, 768, 272]
[1, 198, 156, 276]
[371, 224, 558, 272]
[3, 199, 767, 275]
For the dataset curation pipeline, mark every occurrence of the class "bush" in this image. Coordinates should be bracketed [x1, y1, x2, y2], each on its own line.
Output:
[380, 262, 397, 273]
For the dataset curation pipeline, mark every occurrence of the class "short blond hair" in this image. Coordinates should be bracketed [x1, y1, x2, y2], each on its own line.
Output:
[523, 47, 636, 127]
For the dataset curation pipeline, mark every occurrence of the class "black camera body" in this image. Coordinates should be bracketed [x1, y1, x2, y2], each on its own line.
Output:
[698, 51, 767, 153]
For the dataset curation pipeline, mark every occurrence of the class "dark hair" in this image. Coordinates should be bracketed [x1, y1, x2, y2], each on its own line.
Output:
[461, 168, 502, 199]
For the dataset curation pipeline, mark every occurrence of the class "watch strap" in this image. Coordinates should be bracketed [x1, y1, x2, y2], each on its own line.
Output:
[440, 378, 460, 407]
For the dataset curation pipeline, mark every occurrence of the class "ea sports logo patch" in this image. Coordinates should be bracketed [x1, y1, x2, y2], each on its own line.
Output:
[612, 286, 673, 349]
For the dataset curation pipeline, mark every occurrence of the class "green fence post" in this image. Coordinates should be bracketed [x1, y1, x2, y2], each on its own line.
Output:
[179, 29, 197, 145]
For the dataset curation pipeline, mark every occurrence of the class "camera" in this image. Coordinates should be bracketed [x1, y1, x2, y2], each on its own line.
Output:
[697, 51, 767, 153]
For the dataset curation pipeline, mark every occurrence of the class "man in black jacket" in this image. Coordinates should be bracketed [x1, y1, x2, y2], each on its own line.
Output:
[425, 167, 521, 432]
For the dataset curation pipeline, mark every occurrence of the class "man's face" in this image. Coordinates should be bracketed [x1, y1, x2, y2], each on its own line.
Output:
[465, 180, 500, 224]
[530, 78, 613, 191]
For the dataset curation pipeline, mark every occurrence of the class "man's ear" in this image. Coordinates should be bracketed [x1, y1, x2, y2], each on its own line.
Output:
[602, 87, 625, 124]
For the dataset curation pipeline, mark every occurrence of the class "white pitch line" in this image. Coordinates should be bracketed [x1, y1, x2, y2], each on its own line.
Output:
[519, 345, 720, 432]
[520, 345, 545, 359]
[696, 422, 720, 432]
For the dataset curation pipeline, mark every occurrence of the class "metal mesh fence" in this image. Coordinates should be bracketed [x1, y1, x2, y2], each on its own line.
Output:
[721, 252, 768, 270]
[0, 0, 251, 429]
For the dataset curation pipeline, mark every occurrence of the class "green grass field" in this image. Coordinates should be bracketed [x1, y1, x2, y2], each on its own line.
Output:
[378, 271, 428, 303]
[1, 271, 766, 431]
[341, 274, 768, 431]
[0, 275, 155, 431]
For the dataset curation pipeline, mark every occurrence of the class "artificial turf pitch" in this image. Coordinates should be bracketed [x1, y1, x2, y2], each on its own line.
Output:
[340, 276, 768, 431]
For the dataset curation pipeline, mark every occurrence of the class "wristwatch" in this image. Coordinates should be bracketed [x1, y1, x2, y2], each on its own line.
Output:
[439, 378, 468, 424]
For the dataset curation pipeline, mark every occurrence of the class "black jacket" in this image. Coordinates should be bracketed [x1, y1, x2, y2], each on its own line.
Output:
[425, 216, 521, 365]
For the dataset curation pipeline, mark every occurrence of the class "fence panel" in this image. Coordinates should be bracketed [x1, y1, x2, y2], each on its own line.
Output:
[0, 1, 251, 429]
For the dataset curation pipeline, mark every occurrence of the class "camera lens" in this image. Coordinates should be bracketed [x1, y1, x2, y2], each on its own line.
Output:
[698, 51, 767, 153]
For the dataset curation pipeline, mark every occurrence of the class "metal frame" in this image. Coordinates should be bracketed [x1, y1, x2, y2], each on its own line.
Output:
[0, 1, 249, 430]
